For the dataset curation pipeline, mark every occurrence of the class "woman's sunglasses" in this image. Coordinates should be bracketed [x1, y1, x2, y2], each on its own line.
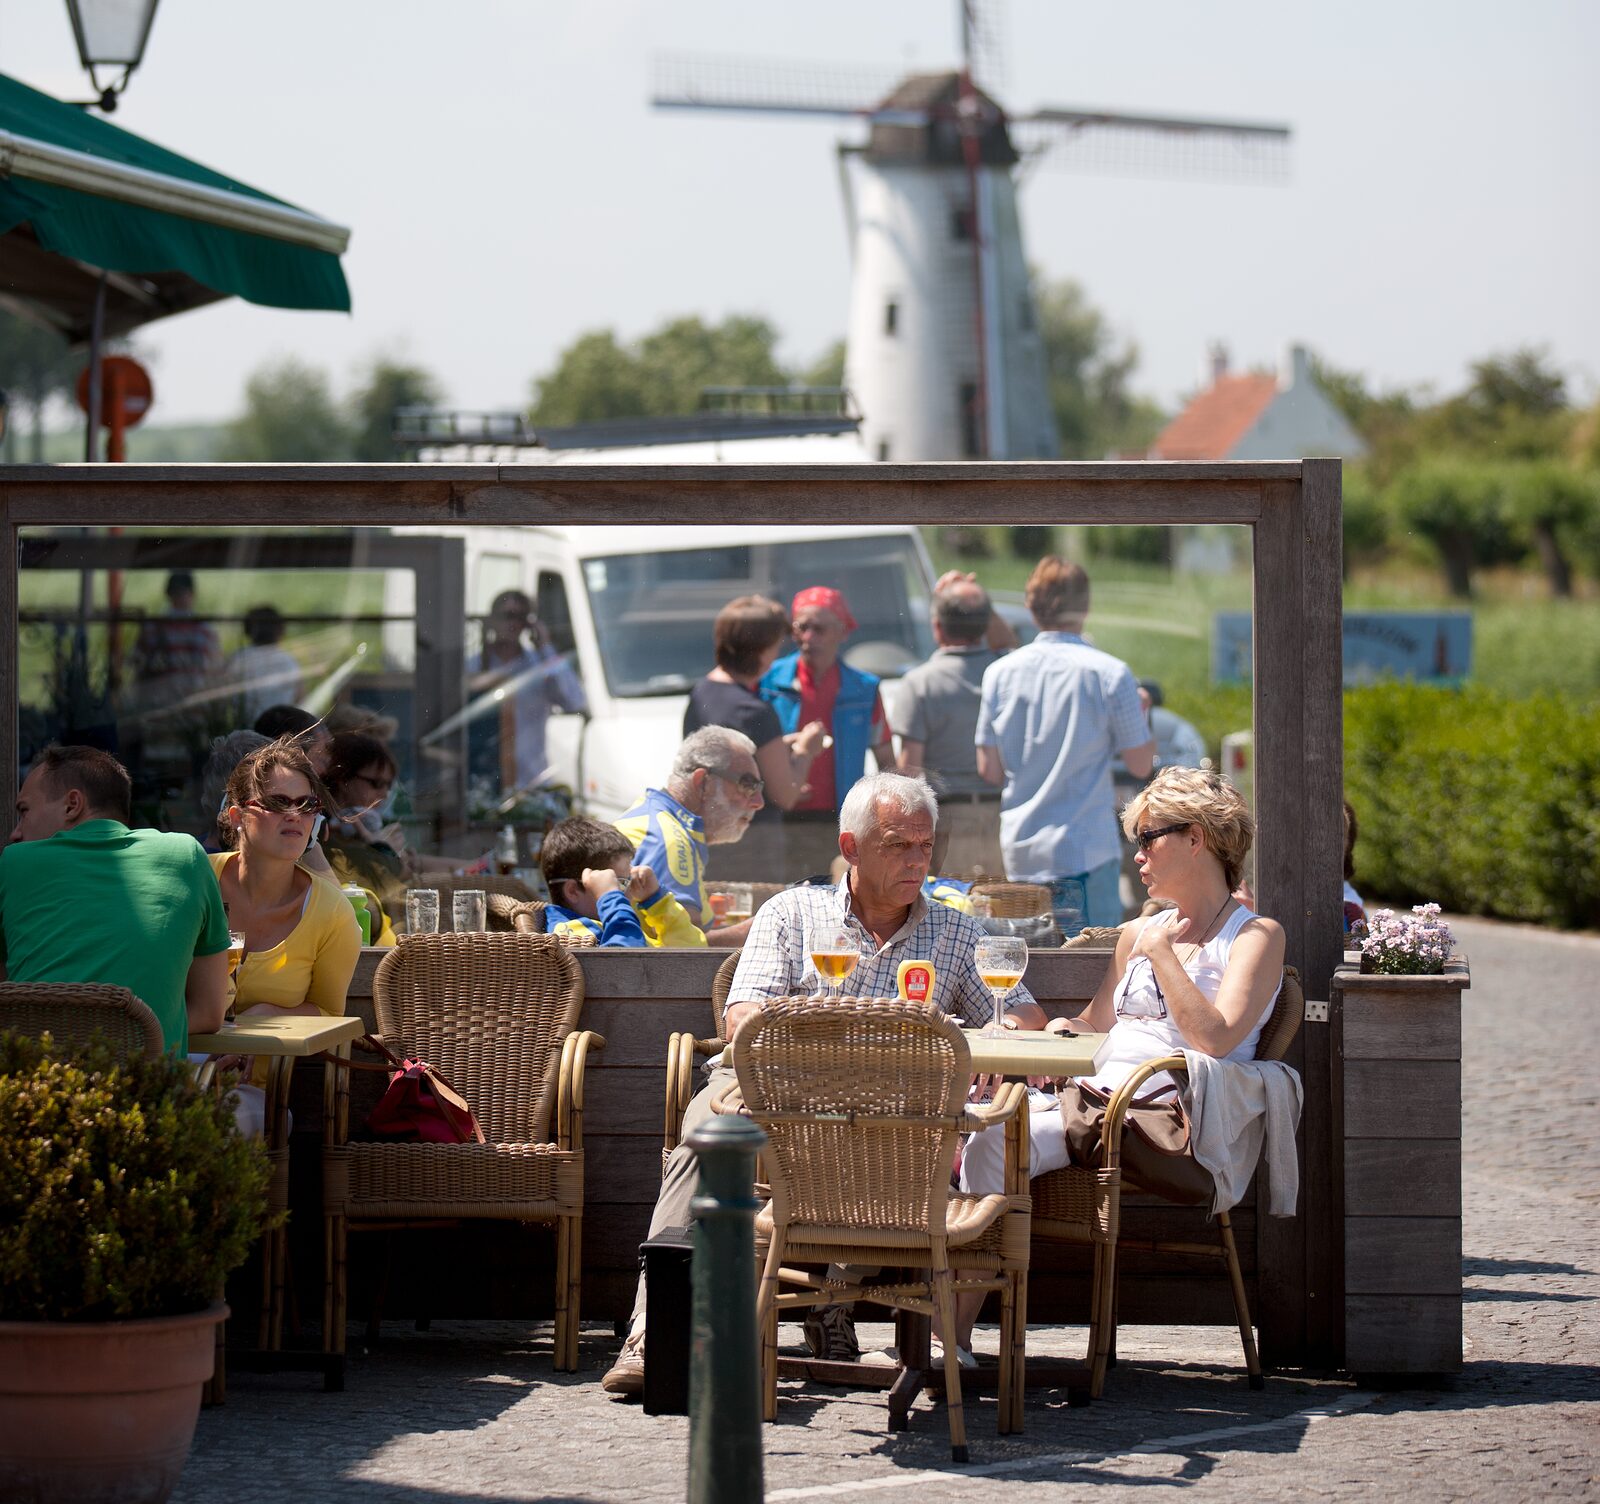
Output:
[1132, 821, 1189, 851]
[244, 795, 322, 817]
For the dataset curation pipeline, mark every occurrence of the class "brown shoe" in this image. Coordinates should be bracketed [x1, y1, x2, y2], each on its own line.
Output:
[602, 1330, 645, 1398]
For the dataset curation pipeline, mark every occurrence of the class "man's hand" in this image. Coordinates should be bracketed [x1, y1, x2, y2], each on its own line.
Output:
[624, 865, 659, 903]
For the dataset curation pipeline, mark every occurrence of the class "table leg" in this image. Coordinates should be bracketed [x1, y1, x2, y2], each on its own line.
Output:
[887, 1309, 931, 1430]
[323, 1042, 351, 1391]
[260, 1055, 295, 1352]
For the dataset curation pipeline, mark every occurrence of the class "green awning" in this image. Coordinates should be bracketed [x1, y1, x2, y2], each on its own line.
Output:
[0, 70, 350, 343]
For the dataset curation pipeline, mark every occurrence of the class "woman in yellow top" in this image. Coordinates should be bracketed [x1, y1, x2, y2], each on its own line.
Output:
[213, 740, 361, 1037]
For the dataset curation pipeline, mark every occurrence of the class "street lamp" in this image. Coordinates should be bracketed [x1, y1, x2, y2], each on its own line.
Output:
[65, 0, 160, 113]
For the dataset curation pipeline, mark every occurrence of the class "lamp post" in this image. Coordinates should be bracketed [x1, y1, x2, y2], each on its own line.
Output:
[65, 0, 160, 113]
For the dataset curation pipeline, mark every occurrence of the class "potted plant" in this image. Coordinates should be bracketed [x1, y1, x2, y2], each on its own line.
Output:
[1354, 901, 1455, 974]
[0, 1033, 273, 1504]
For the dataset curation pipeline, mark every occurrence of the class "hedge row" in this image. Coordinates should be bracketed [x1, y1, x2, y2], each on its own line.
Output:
[1344, 683, 1600, 929]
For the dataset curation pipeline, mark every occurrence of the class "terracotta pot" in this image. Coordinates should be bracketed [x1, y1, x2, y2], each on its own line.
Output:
[0, 1301, 226, 1504]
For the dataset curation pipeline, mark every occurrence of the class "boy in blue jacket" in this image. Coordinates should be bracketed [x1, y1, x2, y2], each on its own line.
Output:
[540, 818, 696, 947]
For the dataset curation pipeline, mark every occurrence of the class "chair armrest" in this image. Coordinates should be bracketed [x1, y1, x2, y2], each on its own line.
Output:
[962, 1079, 1027, 1133]
[708, 1076, 746, 1117]
[663, 1030, 703, 1157]
[1101, 1053, 1186, 1168]
[557, 1029, 606, 1153]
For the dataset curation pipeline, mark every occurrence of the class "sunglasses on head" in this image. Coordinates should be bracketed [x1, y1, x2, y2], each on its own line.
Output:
[1132, 821, 1189, 851]
[245, 795, 322, 817]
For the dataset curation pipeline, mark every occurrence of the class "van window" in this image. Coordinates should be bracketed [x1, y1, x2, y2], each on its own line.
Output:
[582, 534, 935, 698]
[474, 552, 522, 614]
[536, 570, 576, 657]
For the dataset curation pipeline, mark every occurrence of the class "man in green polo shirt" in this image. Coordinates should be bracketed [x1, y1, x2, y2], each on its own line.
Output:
[2, 745, 230, 1053]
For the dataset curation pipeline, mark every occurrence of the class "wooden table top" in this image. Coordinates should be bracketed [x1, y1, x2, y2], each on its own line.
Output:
[964, 1028, 1109, 1078]
[189, 1013, 364, 1057]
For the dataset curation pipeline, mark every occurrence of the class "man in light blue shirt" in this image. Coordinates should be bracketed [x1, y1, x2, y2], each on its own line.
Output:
[976, 558, 1154, 931]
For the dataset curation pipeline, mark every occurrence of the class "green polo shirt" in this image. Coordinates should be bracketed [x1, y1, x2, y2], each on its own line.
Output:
[0, 819, 229, 1054]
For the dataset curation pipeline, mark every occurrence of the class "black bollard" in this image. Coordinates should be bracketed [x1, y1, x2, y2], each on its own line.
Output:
[685, 1113, 767, 1504]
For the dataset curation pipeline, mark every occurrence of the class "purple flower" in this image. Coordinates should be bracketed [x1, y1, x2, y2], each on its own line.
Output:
[1359, 903, 1454, 976]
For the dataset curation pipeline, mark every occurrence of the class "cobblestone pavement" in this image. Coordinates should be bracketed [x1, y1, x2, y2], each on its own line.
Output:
[178, 916, 1599, 1502]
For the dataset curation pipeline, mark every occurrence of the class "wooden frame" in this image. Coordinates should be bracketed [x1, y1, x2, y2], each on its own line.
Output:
[0, 459, 1343, 1363]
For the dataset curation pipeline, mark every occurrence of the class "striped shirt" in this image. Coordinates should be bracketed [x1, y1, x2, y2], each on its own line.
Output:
[727, 877, 1036, 1028]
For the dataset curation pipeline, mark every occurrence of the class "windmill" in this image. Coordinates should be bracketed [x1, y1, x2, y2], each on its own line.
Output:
[653, 2, 1290, 462]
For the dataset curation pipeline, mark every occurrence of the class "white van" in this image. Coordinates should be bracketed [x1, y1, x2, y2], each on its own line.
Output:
[389, 523, 937, 820]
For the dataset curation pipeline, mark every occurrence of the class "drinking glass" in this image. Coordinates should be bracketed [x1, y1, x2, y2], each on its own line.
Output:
[974, 934, 1028, 1033]
[452, 889, 487, 933]
[406, 889, 440, 935]
[226, 930, 247, 977]
[809, 924, 860, 999]
[722, 883, 753, 925]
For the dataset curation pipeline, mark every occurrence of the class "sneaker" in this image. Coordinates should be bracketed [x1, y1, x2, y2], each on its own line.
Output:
[601, 1331, 645, 1398]
[803, 1303, 860, 1362]
[930, 1337, 978, 1371]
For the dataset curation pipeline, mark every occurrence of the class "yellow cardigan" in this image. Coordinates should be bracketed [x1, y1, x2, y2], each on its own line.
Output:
[209, 852, 361, 1017]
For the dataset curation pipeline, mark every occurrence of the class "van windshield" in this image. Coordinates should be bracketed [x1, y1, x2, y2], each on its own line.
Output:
[581, 534, 935, 698]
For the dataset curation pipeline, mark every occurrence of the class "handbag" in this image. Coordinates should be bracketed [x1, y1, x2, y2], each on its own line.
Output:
[1057, 1077, 1214, 1205]
[328, 1035, 486, 1145]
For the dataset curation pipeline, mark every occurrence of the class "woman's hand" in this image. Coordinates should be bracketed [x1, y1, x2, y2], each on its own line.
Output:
[1131, 915, 1182, 960]
[788, 720, 829, 760]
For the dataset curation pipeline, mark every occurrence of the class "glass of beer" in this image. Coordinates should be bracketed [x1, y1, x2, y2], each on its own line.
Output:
[974, 935, 1028, 1033]
[226, 930, 247, 976]
[722, 883, 753, 925]
[809, 924, 860, 999]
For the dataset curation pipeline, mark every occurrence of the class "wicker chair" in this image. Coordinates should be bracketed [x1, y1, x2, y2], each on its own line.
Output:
[322, 933, 604, 1371]
[662, 949, 740, 1167]
[1062, 926, 1123, 949]
[510, 898, 600, 949]
[0, 980, 164, 1059]
[969, 881, 1052, 918]
[1030, 965, 1304, 1401]
[732, 996, 1031, 1461]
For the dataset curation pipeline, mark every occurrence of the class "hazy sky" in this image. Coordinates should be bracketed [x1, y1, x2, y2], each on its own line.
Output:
[4, 0, 1596, 426]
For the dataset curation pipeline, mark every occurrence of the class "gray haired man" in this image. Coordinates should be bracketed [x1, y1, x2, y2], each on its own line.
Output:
[600, 771, 1044, 1396]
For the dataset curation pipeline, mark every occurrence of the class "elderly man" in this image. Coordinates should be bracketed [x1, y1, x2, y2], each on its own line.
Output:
[1, 745, 230, 1053]
[614, 726, 766, 947]
[760, 586, 894, 880]
[977, 558, 1155, 933]
[894, 572, 1014, 880]
[601, 770, 1045, 1396]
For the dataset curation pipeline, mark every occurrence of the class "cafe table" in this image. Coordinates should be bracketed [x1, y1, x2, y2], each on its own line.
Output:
[189, 1012, 365, 1395]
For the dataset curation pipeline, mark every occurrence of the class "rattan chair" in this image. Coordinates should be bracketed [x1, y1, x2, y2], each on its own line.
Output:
[0, 980, 164, 1059]
[732, 996, 1031, 1461]
[1062, 926, 1123, 949]
[662, 949, 740, 1167]
[1030, 965, 1304, 1400]
[970, 881, 1052, 918]
[322, 932, 604, 1371]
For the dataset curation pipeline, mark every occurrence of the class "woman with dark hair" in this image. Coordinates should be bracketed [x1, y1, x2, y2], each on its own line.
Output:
[214, 739, 360, 1031]
[683, 596, 829, 883]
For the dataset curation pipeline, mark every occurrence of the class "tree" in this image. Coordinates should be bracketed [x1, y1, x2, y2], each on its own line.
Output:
[529, 315, 789, 426]
[1503, 460, 1594, 597]
[802, 339, 847, 391]
[1308, 355, 1423, 484]
[1386, 459, 1511, 598]
[0, 311, 76, 461]
[347, 357, 443, 461]
[1034, 277, 1165, 460]
[221, 357, 351, 461]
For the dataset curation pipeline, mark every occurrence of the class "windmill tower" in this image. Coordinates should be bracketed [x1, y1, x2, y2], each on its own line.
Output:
[653, 3, 1290, 461]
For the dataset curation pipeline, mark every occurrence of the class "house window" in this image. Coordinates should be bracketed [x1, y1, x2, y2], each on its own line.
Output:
[884, 301, 899, 336]
[959, 382, 982, 459]
[876, 439, 892, 462]
[951, 207, 974, 242]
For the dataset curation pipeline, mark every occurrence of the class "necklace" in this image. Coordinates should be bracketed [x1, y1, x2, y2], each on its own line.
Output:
[1176, 893, 1233, 960]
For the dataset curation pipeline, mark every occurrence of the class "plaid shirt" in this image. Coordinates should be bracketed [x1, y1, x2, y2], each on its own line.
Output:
[727, 878, 1036, 1029]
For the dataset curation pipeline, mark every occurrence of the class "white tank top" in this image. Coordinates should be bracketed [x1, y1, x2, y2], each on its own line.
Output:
[1086, 905, 1279, 1096]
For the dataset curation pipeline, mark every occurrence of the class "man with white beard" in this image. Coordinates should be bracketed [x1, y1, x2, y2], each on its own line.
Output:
[613, 726, 765, 947]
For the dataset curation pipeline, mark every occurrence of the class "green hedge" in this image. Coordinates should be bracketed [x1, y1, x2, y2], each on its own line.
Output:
[1345, 684, 1600, 928]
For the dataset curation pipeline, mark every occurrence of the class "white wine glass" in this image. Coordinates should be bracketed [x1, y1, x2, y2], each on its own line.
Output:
[809, 924, 860, 999]
[974, 934, 1028, 1033]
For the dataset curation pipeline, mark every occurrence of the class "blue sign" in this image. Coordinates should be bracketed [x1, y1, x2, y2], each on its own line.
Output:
[1212, 612, 1472, 686]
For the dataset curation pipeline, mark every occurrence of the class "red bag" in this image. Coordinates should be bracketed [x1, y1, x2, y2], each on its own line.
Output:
[329, 1036, 487, 1144]
[367, 1056, 486, 1144]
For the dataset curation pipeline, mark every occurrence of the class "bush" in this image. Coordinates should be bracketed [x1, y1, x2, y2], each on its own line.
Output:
[0, 1035, 274, 1321]
[1344, 683, 1600, 928]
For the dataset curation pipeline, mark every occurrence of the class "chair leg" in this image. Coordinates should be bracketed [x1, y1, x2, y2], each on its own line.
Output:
[1217, 1211, 1264, 1389]
[1089, 1236, 1118, 1400]
[323, 1213, 346, 1392]
[1009, 1268, 1028, 1434]
[932, 1246, 968, 1464]
[566, 1214, 583, 1372]
[997, 1269, 1015, 1436]
[756, 1235, 784, 1424]
[366, 1231, 390, 1347]
[554, 1215, 572, 1372]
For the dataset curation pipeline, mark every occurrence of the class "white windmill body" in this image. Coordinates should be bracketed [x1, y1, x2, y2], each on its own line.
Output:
[843, 75, 1056, 462]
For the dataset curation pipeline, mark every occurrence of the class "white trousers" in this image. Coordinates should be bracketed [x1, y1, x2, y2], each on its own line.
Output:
[958, 1090, 1069, 1196]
